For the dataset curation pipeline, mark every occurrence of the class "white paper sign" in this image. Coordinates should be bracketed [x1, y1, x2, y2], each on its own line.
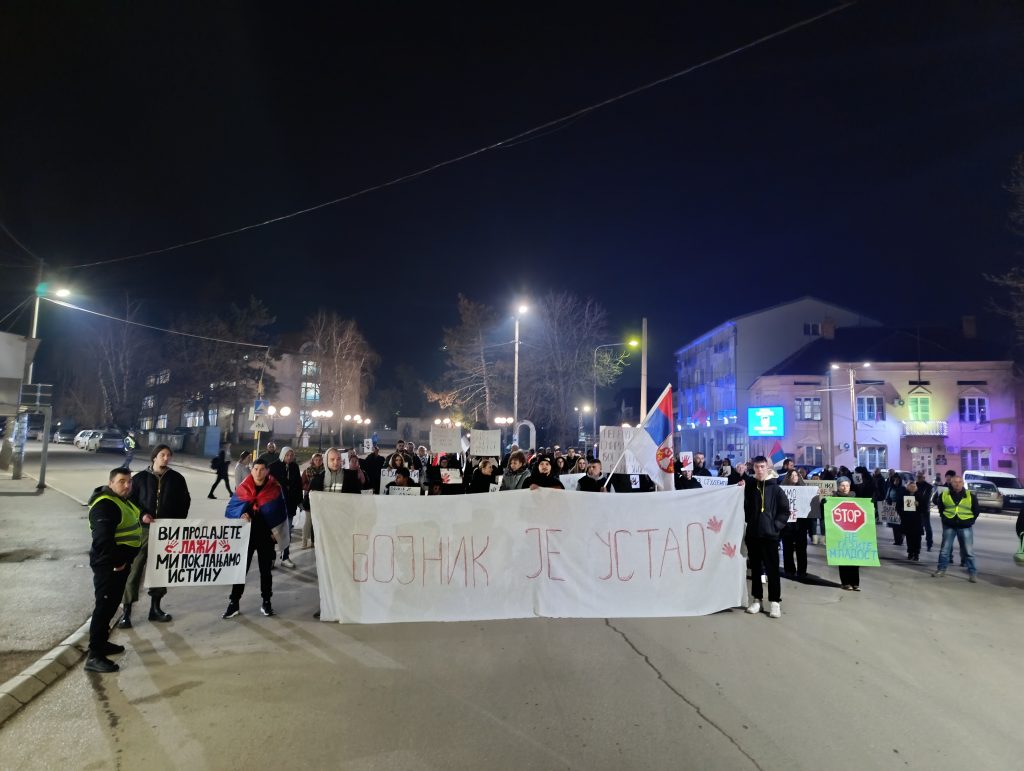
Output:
[781, 485, 820, 522]
[310, 486, 746, 624]
[430, 427, 462, 454]
[677, 452, 694, 472]
[386, 485, 422, 496]
[878, 502, 899, 524]
[599, 426, 644, 474]
[441, 468, 462, 485]
[695, 476, 728, 489]
[470, 430, 501, 457]
[559, 472, 586, 491]
[145, 519, 250, 587]
[379, 468, 421, 494]
[812, 480, 837, 496]
[363, 439, 374, 453]
[903, 495, 916, 511]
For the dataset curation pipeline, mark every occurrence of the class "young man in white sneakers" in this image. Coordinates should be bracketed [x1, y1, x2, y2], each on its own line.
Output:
[743, 456, 791, 619]
[222, 458, 287, 618]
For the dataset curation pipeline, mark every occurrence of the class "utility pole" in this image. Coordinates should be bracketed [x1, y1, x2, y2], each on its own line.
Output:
[639, 317, 648, 418]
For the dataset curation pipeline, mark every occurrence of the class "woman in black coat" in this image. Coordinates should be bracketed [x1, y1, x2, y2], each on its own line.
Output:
[898, 481, 923, 561]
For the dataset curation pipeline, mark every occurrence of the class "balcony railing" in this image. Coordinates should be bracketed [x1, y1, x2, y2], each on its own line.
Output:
[901, 420, 948, 437]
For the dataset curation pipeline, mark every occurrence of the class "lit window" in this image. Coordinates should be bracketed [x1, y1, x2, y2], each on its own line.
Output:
[145, 374, 156, 387]
[908, 396, 930, 421]
[301, 360, 319, 378]
[857, 445, 887, 469]
[960, 448, 991, 470]
[139, 417, 153, 430]
[207, 408, 218, 426]
[183, 411, 203, 428]
[300, 381, 320, 402]
[156, 414, 168, 429]
[856, 396, 885, 422]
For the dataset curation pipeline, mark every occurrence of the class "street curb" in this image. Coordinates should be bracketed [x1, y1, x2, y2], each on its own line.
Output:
[0, 618, 90, 728]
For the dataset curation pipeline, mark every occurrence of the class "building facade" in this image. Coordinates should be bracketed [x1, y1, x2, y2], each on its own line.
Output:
[674, 297, 879, 462]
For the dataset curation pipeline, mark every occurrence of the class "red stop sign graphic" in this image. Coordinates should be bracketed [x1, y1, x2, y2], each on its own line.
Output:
[832, 502, 867, 532]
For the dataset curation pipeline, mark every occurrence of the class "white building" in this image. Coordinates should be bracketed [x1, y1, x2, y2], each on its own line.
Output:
[675, 297, 880, 462]
[750, 325, 1018, 479]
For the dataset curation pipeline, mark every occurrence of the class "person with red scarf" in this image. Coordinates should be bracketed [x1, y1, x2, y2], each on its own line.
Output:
[222, 458, 286, 619]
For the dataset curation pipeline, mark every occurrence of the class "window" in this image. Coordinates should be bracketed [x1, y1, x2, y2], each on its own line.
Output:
[141, 394, 155, 409]
[207, 408, 218, 426]
[156, 414, 168, 429]
[960, 448, 991, 471]
[908, 396, 930, 421]
[183, 410, 203, 428]
[145, 374, 156, 387]
[301, 359, 319, 378]
[959, 396, 988, 424]
[797, 445, 824, 466]
[139, 417, 153, 431]
[300, 381, 320, 402]
[156, 369, 170, 384]
[794, 397, 821, 421]
[858, 445, 887, 469]
[857, 396, 885, 421]
[803, 322, 821, 336]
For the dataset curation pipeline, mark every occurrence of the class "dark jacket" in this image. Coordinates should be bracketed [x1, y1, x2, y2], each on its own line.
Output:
[609, 473, 656, 493]
[936, 487, 979, 529]
[744, 478, 792, 539]
[468, 468, 497, 493]
[361, 452, 386, 492]
[88, 486, 141, 569]
[577, 474, 608, 492]
[896, 488, 921, 536]
[692, 464, 712, 477]
[130, 466, 191, 523]
[269, 459, 303, 508]
[527, 472, 564, 490]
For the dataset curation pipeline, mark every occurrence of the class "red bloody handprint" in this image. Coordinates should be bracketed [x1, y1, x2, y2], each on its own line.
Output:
[707, 516, 723, 533]
[721, 542, 736, 558]
[164, 540, 179, 553]
[219, 539, 231, 553]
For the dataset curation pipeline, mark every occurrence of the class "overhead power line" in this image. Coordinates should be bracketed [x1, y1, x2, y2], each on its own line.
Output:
[64, 2, 855, 271]
[42, 297, 271, 349]
[0, 220, 43, 265]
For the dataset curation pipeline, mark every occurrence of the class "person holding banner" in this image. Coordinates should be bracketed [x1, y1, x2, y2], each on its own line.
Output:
[780, 470, 811, 579]
[223, 458, 286, 618]
[300, 452, 324, 548]
[829, 477, 861, 590]
[269, 446, 302, 569]
[527, 455, 564, 490]
[119, 445, 191, 629]
[468, 458, 498, 493]
[577, 459, 609, 492]
[86, 467, 142, 674]
[744, 456, 791, 619]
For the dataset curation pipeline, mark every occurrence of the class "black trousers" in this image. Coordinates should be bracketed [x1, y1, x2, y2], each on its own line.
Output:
[230, 517, 274, 603]
[838, 565, 860, 587]
[781, 521, 811, 575]
[89, 565, 131, 654]
[209, 472, 232, 497]
[747, 536, 781, 603]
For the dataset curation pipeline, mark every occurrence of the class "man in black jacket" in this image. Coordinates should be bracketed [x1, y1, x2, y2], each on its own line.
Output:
[86, 467, 142, 673]
[577, 460, 609, 492]
[933, 474, 980, 581]
[119, 444, 191, 628]
[744, 456, 791, 619]
[692, 453, 712, 477]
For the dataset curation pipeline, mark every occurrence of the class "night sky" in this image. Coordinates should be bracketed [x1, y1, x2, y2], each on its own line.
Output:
[2, 1, 1022, 394]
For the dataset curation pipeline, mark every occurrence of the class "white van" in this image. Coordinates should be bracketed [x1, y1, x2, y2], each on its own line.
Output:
[962, 470, 1024, 511]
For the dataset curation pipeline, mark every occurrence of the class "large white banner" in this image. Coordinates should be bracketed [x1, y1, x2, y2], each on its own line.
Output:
[469, 429, 500, 457]
[145, 519, 251, 587]
[310, 487, 746, 624]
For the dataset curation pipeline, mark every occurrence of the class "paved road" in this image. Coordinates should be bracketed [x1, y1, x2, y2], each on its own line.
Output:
[2, 444, 1023, 770]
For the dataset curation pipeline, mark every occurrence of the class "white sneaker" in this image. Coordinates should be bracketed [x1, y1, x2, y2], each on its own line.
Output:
[281, 558, 296, 569]
[745, 601, 761, 614]
[768, 602, 781, 619]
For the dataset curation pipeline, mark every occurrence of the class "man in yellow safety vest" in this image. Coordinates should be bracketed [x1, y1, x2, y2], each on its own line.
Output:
[86, 467, 142, 673]
[932, 475, 979, 582]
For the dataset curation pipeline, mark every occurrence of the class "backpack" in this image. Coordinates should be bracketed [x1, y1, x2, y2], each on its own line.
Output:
[210, 456, 219, 470]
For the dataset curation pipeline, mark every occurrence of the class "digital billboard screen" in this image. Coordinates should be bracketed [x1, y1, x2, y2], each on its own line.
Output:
[747, 406, 785, 437]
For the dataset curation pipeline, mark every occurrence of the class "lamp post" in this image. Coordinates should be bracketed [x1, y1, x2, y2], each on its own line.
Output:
[311, 409, 333, 452]
[592, 339, 639, 444]
[494, 416, 511, 452]
[830, 362, 870, 467]
[28, 283, 71, 385]
[574, 405, 591, 444]
[513, 304, 528, 426]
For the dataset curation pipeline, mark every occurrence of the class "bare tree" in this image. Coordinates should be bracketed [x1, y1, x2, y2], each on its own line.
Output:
[93, 299, 154, 428]
[304, 311, 379, 444]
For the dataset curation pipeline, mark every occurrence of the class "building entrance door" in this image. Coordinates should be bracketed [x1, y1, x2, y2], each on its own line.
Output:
[909, 445, 934, 478]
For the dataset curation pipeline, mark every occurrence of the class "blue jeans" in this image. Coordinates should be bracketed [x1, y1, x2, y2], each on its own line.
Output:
[937, 526, 976, 575]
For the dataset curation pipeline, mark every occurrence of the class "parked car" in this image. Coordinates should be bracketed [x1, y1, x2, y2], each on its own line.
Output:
[966, 480, 1003, 512]
[87, 430, 125, 453]
[963, 470, 1024, 511]
[73, 430, 100, 449]
[52, 427, 76, 444]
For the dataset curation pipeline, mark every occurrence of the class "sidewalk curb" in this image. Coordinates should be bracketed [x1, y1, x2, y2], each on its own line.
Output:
[0, 619, 90, 728]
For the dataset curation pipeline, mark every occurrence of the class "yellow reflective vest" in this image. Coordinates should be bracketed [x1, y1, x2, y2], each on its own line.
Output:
[89, 493, 143, 548]
[939, 489, 975, 522]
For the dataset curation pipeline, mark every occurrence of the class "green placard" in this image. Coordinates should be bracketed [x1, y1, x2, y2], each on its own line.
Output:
[823, 497, 879, 566]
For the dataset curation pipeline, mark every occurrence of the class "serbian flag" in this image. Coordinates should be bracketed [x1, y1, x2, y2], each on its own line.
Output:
[769, 440, 786, 465]
[624, 383, 675, 490]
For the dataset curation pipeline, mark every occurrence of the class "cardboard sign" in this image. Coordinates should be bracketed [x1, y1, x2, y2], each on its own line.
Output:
[694, 476, 728, 489]
[309, 486, 747, 624]
[386, 485, 421, 496]
[430, 427, 462, 454]
[812, 480, 837, 496]
[470, 429, 501, 457]
[145, 519, 250, 587]
[363, 438, 374, 453]
[823, 498, 880, 566]
[877, 502, 900, 525]
[781, 485, 820, 522]
[599, 426, 645, 475]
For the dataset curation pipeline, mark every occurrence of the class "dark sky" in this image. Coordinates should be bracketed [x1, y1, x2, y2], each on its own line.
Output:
[2, 1, 1023, 393]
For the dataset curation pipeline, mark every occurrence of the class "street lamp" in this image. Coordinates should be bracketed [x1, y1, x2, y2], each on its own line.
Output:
[494, 416, 511, 451]
[28, 283, 72, 384]
[513, 304, 528, 426]
[311, 409, 333, 451]
[592, 339, 639, 444]
[830, 362, 871, 467]
[574, 405, 591, 444]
